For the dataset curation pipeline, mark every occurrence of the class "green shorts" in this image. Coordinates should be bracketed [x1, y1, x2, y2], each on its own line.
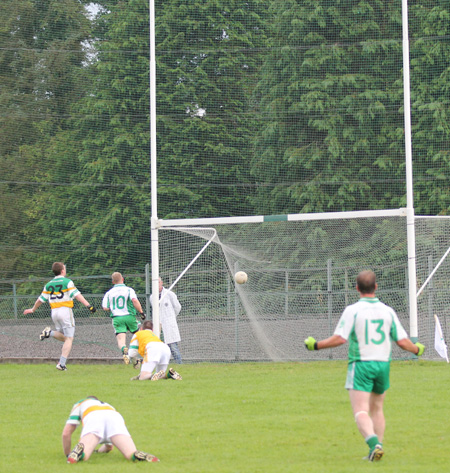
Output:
[345, 361, 390, 394]
[112, 315, 139, 335]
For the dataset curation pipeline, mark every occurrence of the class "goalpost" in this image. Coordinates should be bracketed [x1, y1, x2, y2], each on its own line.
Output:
[154, 209, 415, 362]
[152, 212, 450, 362]
[147, 0, 426, 358]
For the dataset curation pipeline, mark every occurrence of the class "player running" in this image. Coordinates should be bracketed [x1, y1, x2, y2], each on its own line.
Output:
[102, 272, 145, 364]
[23, 262, 96, 371]
[305, 270, 425, 462]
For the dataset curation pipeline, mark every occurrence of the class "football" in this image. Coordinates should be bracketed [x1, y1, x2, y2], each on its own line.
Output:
[234, 271, 248, 284]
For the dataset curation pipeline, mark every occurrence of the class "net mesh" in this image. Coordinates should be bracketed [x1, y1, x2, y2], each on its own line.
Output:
[1, 1, 450, 361]
[157, 217, 415, 362]
[1, 216, 450, 361]
[416, 217, 450, 357]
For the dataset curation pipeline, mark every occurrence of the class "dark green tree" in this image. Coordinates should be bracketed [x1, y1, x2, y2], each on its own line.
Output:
[26, 0, 272, 282]
[251, 0, 408, 214]
[27, 0, 151, 280]
[0, 0, 92, 280]
[408, 2, 450, 215]
[155, 0, 270, 218]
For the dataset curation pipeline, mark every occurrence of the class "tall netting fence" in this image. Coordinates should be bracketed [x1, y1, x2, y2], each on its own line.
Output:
[2, 215, 450, 361]
[1, 1, 450, 361]
[156, 216, 450, 362]
[416, 217, 450, 355]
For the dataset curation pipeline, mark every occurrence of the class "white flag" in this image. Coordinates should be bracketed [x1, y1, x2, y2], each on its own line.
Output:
[434, 314, 449, 363]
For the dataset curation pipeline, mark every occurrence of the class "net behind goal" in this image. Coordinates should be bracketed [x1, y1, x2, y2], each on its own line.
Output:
[158, 212, 430, 362]
[415, 216, 450, 354]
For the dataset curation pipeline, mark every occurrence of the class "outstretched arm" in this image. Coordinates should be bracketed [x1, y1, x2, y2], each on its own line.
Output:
[75, 293, 91, 308]
[23, 298, 43, 315]
[316, 334, 346, 350]
[305, 334, 346, 351]
[396, 338, 424, 355]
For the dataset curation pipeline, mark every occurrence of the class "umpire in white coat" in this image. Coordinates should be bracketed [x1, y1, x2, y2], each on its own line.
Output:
[152, 277, 182, 363]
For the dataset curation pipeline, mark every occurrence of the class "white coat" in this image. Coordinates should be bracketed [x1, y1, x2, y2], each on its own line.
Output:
[151, 287, 181, 344]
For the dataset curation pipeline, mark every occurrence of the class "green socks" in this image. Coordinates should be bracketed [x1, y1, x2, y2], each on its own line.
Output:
[366, 435, 380, 450]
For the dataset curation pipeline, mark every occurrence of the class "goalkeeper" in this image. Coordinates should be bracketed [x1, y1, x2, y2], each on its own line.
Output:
[128, 320, 182, 381]
[304, 270, 425, 463]
[102, 272, 146, 364]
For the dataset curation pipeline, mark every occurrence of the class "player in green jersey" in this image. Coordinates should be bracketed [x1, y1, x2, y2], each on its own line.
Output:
[102, 272, 145, 364]
[305, 270, 425, 462]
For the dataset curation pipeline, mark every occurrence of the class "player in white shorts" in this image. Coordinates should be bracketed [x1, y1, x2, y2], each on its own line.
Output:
[128, 320, 182, 381]
[63, 396, 159, 463]
[23, 262, 96, 371]
[304, 270, 425, 462]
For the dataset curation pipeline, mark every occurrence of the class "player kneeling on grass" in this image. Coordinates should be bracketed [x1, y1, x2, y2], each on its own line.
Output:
[63, 396, 159, 463]
[128, 320, 182, 381]
[304, 270, 425, 462]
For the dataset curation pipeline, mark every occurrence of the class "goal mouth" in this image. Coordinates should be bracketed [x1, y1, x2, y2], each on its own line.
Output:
[157, 210, 434, 362]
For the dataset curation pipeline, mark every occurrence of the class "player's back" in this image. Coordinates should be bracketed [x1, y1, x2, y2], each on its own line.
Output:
[42, 276, 79, 309]
[344, 298, 406, 362]
[103, 284, 136, 316]
[69, 397, 116, 424]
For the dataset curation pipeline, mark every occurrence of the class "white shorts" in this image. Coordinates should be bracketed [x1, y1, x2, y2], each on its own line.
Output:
[141, 342, 171, 373]
[51, 307, 75, 337]
[80, 410, 131, 443]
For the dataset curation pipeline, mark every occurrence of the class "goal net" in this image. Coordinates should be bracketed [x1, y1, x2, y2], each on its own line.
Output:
[1, 213, 447, 362]
[415, 216, 450, 355]
[158, 213, 450, 362]
[158, 211, 434, 362]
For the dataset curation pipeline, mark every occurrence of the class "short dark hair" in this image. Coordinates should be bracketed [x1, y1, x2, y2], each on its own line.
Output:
[356, 270, 376, 294]
[52, 262, 65, 276]
[142, 320, 153, 331]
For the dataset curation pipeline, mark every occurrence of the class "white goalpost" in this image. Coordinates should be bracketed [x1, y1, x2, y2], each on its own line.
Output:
[152, 212, 450, 362]
[154, 209, 415, 362]
[147, 0, 431, 359]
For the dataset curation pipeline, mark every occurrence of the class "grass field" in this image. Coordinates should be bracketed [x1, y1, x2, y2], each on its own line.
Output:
[1, 361, 450, 472]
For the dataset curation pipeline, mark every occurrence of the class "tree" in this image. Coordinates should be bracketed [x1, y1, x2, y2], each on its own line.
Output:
[408, 2, 450, 215]
[25, 0, 272, 281]
[155, 0, 270, 218]
[0, 0, 92, 281]
[251, 0, 409, 214]
[25, 0, 151, 280]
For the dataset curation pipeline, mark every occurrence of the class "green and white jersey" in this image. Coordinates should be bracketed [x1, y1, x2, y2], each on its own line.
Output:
[334, 297, 408, 362]
[39, 276, 80, 310]
[102, 284, 137, 317]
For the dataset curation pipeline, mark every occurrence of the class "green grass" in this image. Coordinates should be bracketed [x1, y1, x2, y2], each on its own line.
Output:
[1, 361, 450, 472]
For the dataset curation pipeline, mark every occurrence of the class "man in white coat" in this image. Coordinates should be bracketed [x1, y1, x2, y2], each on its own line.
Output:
[152, 277, 182, 363]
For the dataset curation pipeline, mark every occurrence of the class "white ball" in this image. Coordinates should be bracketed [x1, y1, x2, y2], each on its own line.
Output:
[234, 271, 248, 284]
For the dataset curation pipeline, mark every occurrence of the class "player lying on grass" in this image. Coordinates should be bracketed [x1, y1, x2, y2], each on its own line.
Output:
[304, 270, 425, 462]
[128, 320, 182, 381]
[63, 396, 159, 463]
